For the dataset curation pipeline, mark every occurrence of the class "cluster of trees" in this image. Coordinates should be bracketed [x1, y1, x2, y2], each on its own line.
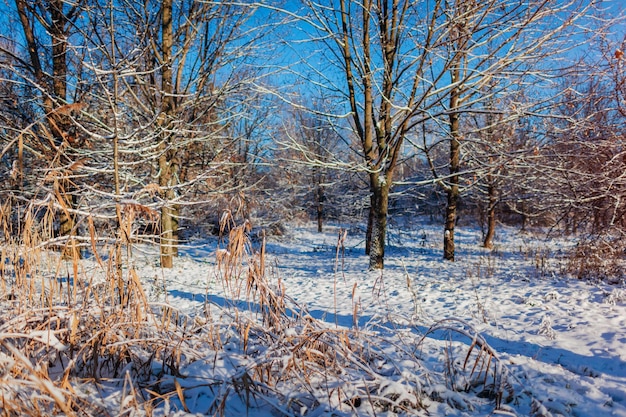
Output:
[0, 0, 624, 270]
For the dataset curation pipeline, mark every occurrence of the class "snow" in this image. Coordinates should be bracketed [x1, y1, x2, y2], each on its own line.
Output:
[8, 220, 626, 416]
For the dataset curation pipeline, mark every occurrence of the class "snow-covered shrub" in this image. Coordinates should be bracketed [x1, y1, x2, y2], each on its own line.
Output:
[565, 234, 625, 283]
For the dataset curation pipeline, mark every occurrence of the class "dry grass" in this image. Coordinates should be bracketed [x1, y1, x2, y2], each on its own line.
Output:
[418, 318, 517, 410]
[0, 197, 534, 416]
[564, 233, 626, 283]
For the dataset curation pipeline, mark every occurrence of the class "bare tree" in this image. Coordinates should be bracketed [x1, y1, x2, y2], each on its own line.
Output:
[296, 0, 452, 269]
[0, 0, 273, 266]
[293, 0, 600, 266]
[514, 30, 626, 237]
[7, 0, 84, 256]
[416, 0, 602, 260]
[91, 0, 265, 267]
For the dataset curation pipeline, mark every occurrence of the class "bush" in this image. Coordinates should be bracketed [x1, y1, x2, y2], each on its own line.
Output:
[565, 233, 626, 283]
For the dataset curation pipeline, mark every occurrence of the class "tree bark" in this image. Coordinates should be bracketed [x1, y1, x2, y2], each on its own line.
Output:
[316, 182, 324, 233]
[368, 174, 390, 269]
[483, 180, 497, 249]
[444, 83, 461, 261]
[366, 201, 374, 256]
[443, 177, 458, 261]
[159, 0, 178, 268]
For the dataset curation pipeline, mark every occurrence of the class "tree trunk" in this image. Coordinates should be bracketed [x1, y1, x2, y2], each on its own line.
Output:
[443, 178, 458, 261]
[368, 174, 389, 269]
[158, 151, 179, 267]
[365, 200, 374, 256]
[160, 204, 175, 268]
[58, 180, 79, 259]
[316, 184, 323, 233]
[172, 203, 179, 257]
[483, 180, 497, 249]
[444, 90, 461, 261]
[158, 0, 178, 268]
[51, 23, 80, 259]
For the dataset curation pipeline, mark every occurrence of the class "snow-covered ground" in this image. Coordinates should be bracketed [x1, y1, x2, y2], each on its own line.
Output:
[6, 219, 626, 416]
[115, 220, 626, 416]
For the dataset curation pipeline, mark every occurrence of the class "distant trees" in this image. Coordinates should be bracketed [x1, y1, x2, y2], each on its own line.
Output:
[277, 100, 362, 232]
[462, 96, 519, 249]
[514, 33, 626, 236]
[293, 0, 606, 266]
[0, 0, 624, 273]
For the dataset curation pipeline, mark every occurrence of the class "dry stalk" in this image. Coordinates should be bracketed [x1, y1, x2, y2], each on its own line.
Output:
[0, 197, 184, 416]
[418, 318, 517, 409]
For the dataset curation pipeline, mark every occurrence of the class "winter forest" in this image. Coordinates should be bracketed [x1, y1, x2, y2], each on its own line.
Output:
[0, 0, 625, 416]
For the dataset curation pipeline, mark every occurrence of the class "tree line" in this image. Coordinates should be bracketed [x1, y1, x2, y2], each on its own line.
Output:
[0, 0, 624, 271]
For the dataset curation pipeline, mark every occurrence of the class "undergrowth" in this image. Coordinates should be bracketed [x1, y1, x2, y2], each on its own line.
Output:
[564, 233, 626, 283]
[0, 201, 550, 416]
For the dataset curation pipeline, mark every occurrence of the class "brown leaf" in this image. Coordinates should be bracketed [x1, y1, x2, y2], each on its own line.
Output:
[53, 102, 86, 116]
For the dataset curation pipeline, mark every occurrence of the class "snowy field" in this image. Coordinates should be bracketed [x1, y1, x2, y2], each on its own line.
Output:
[4, 220, 626, 416]
[111, 220, 626, 416]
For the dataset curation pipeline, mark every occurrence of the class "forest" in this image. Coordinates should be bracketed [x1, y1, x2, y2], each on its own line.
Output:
[0, 0, 625, 416]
